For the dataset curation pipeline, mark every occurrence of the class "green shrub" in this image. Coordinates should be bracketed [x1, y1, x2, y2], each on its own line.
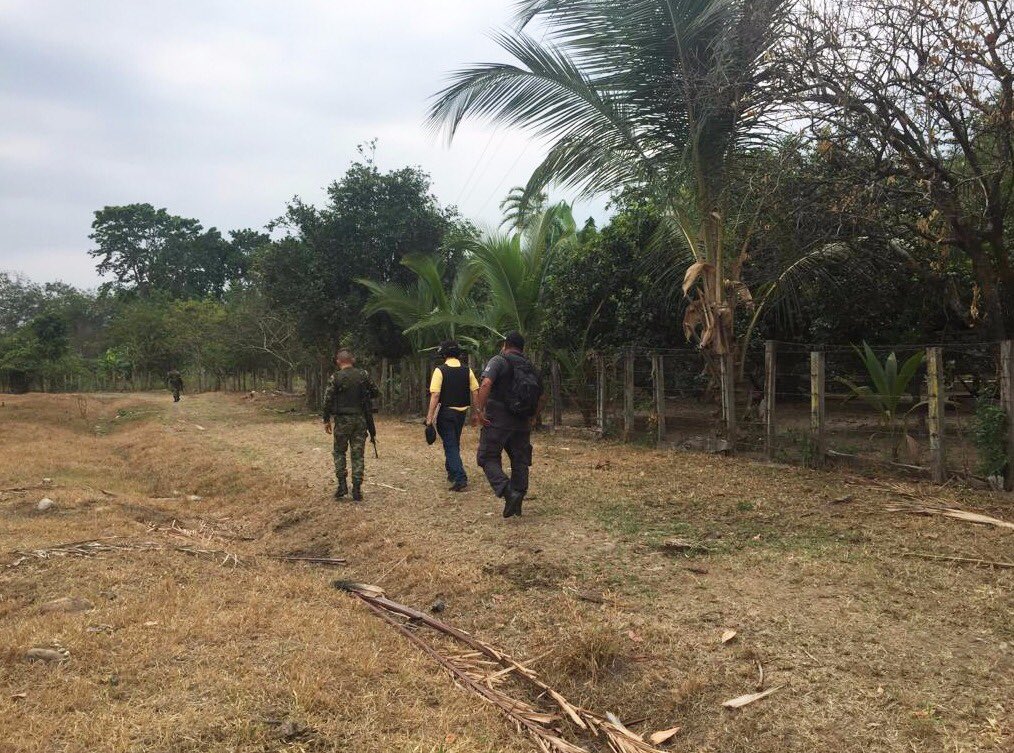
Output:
[972, 396, 1008, 479]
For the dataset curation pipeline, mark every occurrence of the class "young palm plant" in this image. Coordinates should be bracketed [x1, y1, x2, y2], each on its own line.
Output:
[405, 201, 579, 345]
[428, 0, 791, 435]
[358, 254, 481, 352]
[837, 343, 925, 461]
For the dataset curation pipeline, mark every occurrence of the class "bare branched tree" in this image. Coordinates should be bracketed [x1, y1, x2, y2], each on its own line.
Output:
[780, 0, 1014, 337]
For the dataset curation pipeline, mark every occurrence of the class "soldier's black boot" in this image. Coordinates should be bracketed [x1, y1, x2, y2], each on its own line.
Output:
[352, 484, 363, 502]
[334, 479, 348, 499]
[502, 487, 523, 518]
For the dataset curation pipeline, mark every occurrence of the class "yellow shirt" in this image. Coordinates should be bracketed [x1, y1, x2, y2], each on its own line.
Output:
[430, 357, 479, 411]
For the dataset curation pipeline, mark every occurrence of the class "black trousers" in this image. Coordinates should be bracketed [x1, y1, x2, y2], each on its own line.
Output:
[476, 424, 532, 498]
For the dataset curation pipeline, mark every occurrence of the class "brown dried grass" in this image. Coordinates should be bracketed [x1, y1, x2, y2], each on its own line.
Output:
[1, 392, 1011, 752]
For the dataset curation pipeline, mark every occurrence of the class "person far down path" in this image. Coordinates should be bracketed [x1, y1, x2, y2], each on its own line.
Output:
[425, 340, 480, 492]
[474, 331, 545, 518]
[167, 369, 183, 402]
[322, 348, 379, 502]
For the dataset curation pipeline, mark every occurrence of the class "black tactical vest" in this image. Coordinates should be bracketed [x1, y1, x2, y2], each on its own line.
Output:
[437, 363, 471, 408]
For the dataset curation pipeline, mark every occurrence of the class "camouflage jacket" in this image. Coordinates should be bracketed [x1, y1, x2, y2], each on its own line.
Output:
[322, 368, 378, 422]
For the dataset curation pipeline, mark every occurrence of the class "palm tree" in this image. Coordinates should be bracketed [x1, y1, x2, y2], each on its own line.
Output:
[428, 0, 790, 435]
[358, 254, 480, 351]
[470, 200, 578, 338]
[499, 185, 548, 232]
[396, 201, 579, 354]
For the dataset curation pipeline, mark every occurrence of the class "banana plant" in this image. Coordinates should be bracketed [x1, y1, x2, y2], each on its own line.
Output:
[837, 342, 925, 460]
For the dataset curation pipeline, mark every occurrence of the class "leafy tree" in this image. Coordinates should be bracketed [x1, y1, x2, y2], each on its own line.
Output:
[0, 272, 44, 334]
[540, 195, 675, 350]
[259, 149, 461, 359]
[106, 297, 175, 376]
[30, 312, 69, 361]
[89, 204, 250, 300]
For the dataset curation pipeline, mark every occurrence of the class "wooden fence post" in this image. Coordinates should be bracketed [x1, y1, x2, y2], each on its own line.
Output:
[550, 360, 562, 429]
[1001, 340, 1014, 492]
[809, 350, 826, 467]
[380, 357, 389, 412]
[764, 340, 777, 460]
[419, 356, 429, 415]
[595, 353, 606, 438]
[720, 351, 737, 449]
[652, 353, 666, 447]
[623, 349, 635, 442]
[926, 346, 946, 484]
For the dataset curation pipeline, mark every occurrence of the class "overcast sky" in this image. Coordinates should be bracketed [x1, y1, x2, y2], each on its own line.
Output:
[0, 0, 609, 288]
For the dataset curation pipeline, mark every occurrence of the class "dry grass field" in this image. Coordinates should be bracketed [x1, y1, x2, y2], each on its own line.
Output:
[1, 391, 1011, 753]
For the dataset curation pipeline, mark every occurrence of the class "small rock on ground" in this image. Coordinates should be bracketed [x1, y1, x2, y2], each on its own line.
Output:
[36, 498, 56, 512]
[39, 596, 94, 614]
[25, 647, 69, 663]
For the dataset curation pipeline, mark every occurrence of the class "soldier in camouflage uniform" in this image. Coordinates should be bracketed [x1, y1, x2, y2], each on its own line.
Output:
[322, 349, 379, 501]
[167, 369, 184, 402]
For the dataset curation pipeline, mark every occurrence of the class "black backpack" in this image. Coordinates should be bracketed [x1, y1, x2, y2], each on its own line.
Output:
[502, 353, 543, 417]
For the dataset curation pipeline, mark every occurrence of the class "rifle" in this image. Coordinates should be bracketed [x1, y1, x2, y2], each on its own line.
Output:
[362, 397, 379, 458]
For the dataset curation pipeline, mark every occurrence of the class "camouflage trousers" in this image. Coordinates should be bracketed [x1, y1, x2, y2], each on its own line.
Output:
[332, 414, 367, 485]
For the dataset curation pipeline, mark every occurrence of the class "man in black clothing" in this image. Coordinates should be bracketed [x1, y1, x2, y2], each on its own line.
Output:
[425, 340, 479, 491]
[474, 331, 543, 518]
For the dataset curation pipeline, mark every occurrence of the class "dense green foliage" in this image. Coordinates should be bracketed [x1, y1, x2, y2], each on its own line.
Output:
[972, 395, 1009, 481]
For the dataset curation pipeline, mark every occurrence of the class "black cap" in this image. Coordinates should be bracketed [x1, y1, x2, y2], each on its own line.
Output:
[504, 331, 525, 350]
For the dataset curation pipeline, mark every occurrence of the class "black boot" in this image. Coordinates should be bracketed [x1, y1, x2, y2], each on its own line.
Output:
[352, 484, 363, 502]
[334, 479, 348, 499]
[502, 488, 523, 518]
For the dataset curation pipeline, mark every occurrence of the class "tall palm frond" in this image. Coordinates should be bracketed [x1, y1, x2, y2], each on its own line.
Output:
[500, 186, 548, 231]
[429, 0, 791, 360]
[358, 253, 480, 348]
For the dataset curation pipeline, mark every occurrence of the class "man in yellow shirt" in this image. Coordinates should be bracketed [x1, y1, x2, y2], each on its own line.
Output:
[425, 340, 480, 491]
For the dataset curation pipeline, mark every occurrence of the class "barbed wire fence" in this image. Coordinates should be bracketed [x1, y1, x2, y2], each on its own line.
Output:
[370, 340, 1013, 492]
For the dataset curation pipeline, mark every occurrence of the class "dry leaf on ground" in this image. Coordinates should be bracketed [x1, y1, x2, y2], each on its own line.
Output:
[648, 727, 681, 745]
[721, 629, 737, 644]
[722, 685, 783, 709]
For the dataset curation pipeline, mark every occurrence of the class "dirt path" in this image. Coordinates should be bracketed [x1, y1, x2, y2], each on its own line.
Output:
[2, 392, 1011, 752]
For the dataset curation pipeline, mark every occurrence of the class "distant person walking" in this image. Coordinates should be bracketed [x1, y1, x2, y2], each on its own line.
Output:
[425, 340, 479, 491]
[322, 349, 379, 502]
[167, 369, 184, 402]
[474, 331, 544, 518]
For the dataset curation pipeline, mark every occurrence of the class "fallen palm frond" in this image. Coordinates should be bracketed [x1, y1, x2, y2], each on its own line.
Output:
[147, 518, 253, 543]
[870, 481, 1014, 530]
[336, 581, 670, 753]
[901, 552, 1014, 569]
[7, 537, 160, 568]
[885, 503, 1014, 530]
[270, 555, 347, 566]
[7, 533, 245, 569]
[173, 545, 242, 567]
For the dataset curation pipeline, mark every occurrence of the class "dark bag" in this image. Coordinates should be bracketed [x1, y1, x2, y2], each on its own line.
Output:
[503, 354, 543, 417]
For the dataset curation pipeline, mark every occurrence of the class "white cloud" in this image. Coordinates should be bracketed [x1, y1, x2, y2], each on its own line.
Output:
[0, 0, 610, 287]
